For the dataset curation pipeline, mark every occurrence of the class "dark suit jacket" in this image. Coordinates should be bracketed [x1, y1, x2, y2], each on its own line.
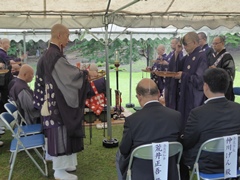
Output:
[119, 101, 182, 180]
[183, 97, 240, 173]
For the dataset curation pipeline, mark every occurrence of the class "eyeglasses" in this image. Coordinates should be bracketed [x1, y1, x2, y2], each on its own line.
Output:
[212, 41, 222, 45]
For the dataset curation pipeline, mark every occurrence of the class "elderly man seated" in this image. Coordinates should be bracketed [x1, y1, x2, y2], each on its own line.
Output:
[9, 64, 40, 124]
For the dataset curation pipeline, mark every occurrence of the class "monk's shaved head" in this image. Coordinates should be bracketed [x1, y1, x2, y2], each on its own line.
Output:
[18, 64, 34, 83]
[51, 24, 68, 39]
[50, 24, 69, 48]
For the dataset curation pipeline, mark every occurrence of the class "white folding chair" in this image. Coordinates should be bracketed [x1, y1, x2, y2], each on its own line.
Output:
[0, 112, 48, 180]
[126, 142, 183, 180]
[4, 103, 42, 136]
[190, 135, 240, 180]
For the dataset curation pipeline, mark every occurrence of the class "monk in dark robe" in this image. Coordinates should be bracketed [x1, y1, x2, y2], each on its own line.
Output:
[175, 32, 208, 131]
[164, 39, 183, 110]
[9, 64, 40, 124]
[209, 36, 235, 101]
[150, 44, 168, 96]
[33, 24, 97, 180]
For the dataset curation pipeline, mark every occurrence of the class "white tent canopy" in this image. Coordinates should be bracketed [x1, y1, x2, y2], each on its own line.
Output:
[1, 0, 240, 30]
[1, 25, 240, 42]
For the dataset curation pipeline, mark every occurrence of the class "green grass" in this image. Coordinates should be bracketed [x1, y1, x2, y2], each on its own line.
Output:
[0, 125, 124, 180]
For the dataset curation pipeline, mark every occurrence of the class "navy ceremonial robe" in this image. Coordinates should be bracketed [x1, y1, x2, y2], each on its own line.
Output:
[178, 46, 208, 129]
[165, 51, 183, 110]
[151, 54, 167, 94]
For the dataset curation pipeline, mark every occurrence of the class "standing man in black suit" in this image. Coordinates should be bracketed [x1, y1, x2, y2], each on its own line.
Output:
[181, 68, 240, 180]
[116, 78, 182, 180]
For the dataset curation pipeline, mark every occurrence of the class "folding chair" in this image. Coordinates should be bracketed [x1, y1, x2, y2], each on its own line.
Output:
[233, 87, 240, 96]
[5, 101, 27, 125]
[126, 142, 183, 180]
[8, 98, 17, 106]
[4, 103, 42, 136]
[0, 112, 48, 180]
[190, 135, 240, 180]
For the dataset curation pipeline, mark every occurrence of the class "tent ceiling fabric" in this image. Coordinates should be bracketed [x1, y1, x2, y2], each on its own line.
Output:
[0, 0, 240, 29]
[1, 25, 240, 42]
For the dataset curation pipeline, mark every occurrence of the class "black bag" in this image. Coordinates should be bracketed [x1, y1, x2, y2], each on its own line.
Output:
[0, 73, 5, 86]
[0, 60, 12, 86]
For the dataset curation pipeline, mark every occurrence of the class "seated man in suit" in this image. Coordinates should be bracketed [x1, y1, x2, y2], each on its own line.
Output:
[116, 78, 182, 180]
[9, 64, 40, 124]
[181, 68, 240, 180]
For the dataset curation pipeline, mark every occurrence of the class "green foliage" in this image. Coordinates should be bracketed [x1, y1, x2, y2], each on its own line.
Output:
[97, 62, 104, 67]
[109, 64, 115, 69]
[8, 41, 19, 56]
[69, 39, 106, 63]
[67, 37, 172, 67]
[118, 67, 126, 71]
[26, 40, 39, 55]
[224, 33, 240, 48]
[8, 40, 45, 56]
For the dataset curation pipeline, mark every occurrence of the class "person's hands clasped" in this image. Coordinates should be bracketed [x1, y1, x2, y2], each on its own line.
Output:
[0, 63, 5, 69]
[209, 65, 216, 69]
[159, 60, 169, 66]
[174, 71, 182, 79]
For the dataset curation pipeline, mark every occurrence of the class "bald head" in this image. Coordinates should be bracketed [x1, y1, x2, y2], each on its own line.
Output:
[51, 24, 68, 38]
[18, 64, 34, 83]
[51, 24, 69, 49]
[136, 78, 159, 106]
[182, 32, 199, 54]
[1, 38, 10, 51]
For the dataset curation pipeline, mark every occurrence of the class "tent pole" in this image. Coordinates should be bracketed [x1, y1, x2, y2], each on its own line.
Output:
[102, 22, 119, 148]
[126, 32, 135, 108]
[23, 32, 27, 64]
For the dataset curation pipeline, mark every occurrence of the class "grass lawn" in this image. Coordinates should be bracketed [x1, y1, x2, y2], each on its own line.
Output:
[0, 125, 124, 180]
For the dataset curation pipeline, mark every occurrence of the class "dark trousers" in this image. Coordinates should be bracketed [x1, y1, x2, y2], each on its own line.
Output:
[0, 88, 8, 113]
[180, 158, 190, 180]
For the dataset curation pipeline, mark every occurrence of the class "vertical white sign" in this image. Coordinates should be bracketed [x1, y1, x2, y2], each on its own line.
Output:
[224, 134, 238, 179]
[152, 142, 169, 180]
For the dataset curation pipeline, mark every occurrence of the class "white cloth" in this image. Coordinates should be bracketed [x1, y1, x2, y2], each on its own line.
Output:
[52, 153, 77, 170]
